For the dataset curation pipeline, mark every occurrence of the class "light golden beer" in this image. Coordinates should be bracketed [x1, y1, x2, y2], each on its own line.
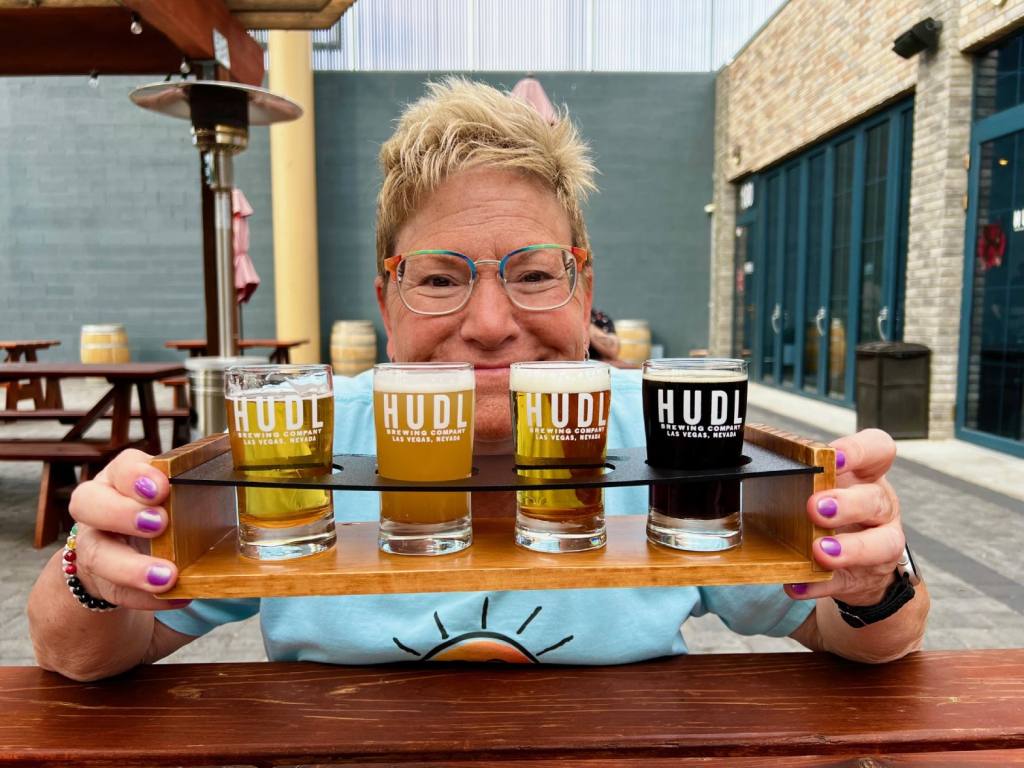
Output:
[510, 361, 611, 552]
[373, 363, 475, 555]
[227, 395, 334, 471]
[224, 364, 335, 560]
[227, 395, 334, 540]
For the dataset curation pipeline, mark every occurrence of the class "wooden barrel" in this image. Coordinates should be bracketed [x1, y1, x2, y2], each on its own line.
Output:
[80, 323, 130, 364]
[330, 320, 377, 377]
[616, 319, 651, 366]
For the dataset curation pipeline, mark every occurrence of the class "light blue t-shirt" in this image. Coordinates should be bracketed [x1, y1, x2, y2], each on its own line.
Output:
[157, 369, 813, 664]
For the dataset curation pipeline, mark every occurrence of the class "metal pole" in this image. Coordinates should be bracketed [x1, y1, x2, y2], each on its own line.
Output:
[211, 149, 238, 358]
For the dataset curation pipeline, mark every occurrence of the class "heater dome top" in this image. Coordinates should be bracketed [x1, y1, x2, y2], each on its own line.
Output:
[130, 80, 302, 126]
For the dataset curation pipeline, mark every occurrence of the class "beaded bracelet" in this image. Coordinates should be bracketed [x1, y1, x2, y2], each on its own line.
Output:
[62, 523, 118, 612]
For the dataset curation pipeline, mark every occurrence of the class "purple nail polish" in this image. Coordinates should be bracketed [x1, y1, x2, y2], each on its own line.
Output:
[135, 509, 163, 533]
[817, 497, 839, 518]
[146, 565, 172, 586]
[166, 599, 191, 608]
[835, 450, 846, 470]
[820, 537, 842, 557]
[134, 476, 158, 500]
[790, 583, 808, 595]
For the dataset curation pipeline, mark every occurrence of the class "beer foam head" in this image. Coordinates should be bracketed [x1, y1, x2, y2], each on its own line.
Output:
[225, 364, 333, 399]
[373, 363, 475, 393]
[509, 361, 610, 393]
[643, 358, 747, 384]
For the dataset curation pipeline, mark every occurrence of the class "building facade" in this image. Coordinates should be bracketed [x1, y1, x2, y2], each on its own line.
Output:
[711, 0, 1024, 458]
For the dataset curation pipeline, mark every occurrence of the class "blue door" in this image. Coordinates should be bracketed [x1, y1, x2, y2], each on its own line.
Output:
[957, 30, 1024, 457]
[958, 115, 1024, 456]
[749, 101, 913, 404]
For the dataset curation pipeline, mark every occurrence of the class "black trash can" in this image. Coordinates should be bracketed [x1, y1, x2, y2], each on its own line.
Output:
[855, 342, 931, 439]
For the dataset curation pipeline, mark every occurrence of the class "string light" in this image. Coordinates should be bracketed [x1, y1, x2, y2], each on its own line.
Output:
[130, 13, 143, 35]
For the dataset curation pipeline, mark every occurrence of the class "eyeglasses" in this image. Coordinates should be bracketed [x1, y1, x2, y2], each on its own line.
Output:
[383, 244, 591, 316]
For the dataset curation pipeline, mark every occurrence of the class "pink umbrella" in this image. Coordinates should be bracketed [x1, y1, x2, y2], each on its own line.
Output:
[232, 187, 260, 304]
[511, 76, 558, 125]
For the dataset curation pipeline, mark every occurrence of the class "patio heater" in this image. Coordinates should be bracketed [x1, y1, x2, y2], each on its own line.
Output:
[129, 80, 301, 438]
[129, 80, 301, 358]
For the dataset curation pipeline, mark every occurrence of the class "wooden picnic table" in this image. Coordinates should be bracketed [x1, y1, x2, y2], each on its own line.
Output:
[165, 338, 308, 364]
[0, 362, 185, 547]
[0, 339, 61, 409]
[0, 649, 1021, 766]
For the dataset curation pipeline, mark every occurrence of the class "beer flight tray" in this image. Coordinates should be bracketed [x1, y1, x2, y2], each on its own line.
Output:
[151, 424, 837, 599]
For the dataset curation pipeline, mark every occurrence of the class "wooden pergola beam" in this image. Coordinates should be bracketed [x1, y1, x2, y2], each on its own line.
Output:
[0, 7, 183, 76]
[232, 0, 354, 31]
[122, 0, 265, 85]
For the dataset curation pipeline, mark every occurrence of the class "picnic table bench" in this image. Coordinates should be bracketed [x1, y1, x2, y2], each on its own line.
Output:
[0, 362, 185, 546]
[0, 339, 61, 409]
[0, 406, 191, 448]
[0, 649, 1020, 765]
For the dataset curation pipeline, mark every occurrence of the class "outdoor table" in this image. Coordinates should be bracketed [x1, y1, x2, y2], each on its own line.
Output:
[0, 650, 1020, 765]
[165, 338, 308, 364]
[0, 339, 61, 409]
[0, 362, 185, 546]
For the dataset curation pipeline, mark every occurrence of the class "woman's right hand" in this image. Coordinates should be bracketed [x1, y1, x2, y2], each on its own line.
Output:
[68, 449, 189, 610]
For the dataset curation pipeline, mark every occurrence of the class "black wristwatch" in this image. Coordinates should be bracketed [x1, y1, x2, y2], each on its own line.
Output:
[833, 545, 921, 628]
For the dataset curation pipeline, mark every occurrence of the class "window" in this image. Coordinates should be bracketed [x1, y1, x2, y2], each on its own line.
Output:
[740, 100, 914, 405]
[975, 28, 1024, 120]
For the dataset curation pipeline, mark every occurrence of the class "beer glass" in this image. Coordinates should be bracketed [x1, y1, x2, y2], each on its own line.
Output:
[642, 358, 748, 552]
[510, 360, 611, 553]
[373, 363, 475, 555]
[225, 364, 336, 560]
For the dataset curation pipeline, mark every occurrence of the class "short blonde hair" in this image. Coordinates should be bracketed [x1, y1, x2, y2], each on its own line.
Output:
[376, 77, 597, 274]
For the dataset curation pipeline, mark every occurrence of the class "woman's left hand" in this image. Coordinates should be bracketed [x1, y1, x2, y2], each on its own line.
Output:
[786, 428, 905, 606]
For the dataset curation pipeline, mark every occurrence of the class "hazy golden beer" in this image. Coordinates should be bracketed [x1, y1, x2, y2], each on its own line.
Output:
[225, 365, 336, 560]
[373, 363, 475, 555]
[510, 361, 611, 552]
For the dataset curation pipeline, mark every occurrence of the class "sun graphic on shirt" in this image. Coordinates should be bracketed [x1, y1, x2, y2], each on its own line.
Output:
[392, 598, 573, 663]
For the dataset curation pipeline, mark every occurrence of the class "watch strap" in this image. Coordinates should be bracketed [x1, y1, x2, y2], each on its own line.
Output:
[833, 571, 916, 628]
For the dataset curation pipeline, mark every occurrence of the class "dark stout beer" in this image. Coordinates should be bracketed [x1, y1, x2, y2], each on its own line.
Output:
[642, 376, 748, 471]
[642, 359, 748, 551]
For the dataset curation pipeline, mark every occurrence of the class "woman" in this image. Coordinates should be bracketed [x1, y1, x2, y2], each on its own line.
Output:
[28, 79, 928, 680]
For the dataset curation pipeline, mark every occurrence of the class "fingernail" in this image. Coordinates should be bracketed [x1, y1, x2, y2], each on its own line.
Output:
[135, 509, 163, 533]
[835, 451, 846, 470]
[820, 537, 842, 557]
[789, 583, 808, 595]
[166, 599, 191, 608]
[146, 565, 172, 586]
[817, 497, 839, 518]
[134, 476, 158, 500]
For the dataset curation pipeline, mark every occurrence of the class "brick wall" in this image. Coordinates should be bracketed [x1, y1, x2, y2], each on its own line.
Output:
[903, 0, 974, 438]
[711, 0, 1024, 441]
[709, 71, 738, 358]
[959, 0, 1024, 50]
[723, 0, 920, 181]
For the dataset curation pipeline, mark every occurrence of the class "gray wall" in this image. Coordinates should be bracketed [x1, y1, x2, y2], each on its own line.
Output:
[0, 73, 713, 362]
[0, 76, 275, 362]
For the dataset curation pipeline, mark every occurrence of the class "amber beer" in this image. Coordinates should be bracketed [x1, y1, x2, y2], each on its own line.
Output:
[224, 365, 335, 561]
[642, 358, 748, 552]
[510, 361, 611, 552]
[373, 363, 475, 555]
